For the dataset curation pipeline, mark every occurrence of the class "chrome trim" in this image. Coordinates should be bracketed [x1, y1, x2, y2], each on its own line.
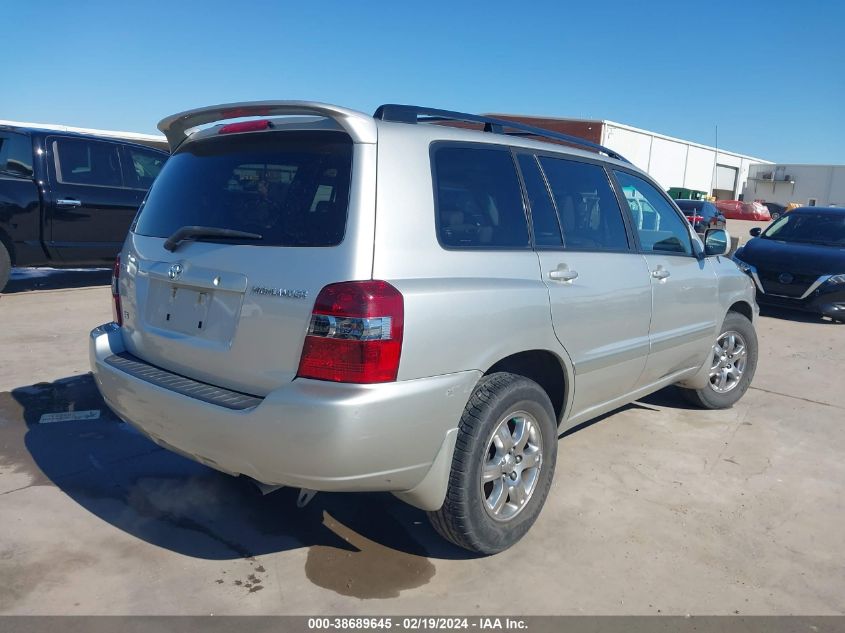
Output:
[167, 263, 183, 281]
[89, 322, 121, 339]
[307, 314, 393, 341]
[766, 275, 832, 300]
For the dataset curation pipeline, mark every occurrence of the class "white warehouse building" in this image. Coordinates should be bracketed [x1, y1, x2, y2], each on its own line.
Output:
[493, 115, 771, 199]
[743, 164, 845, 208]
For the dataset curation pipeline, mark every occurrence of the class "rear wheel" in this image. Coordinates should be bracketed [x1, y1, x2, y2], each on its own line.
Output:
[0, 242, 11, 293]
[681, 311, 758, 409]
[428, 372, 558, 554]
[770, 212, 781, 221]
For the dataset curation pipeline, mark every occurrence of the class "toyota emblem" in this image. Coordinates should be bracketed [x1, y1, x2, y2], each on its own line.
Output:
[168, 263, 183, 281]
[778, 272, 793, 284]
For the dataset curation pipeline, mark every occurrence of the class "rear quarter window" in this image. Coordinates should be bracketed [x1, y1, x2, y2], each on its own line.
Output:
[433, 145, 529, 249]
[133, 131, 352, 247]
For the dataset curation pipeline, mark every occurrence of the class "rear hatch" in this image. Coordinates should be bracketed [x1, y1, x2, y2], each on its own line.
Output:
[119, 127, 373, 395]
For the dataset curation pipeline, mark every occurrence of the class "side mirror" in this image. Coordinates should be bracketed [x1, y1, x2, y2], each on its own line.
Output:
[749, 227, 762, 237]
[704, 228, 731, 257]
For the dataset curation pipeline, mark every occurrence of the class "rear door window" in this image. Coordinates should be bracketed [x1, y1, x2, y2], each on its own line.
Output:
[133, 131, 353, 247]
[433, 145, 529, 249]
[537, 157, 629, 251]
[53, 137, 123, 187]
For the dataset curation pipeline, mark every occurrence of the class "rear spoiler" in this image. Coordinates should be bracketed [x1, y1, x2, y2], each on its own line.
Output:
[157, 101, 377, 151]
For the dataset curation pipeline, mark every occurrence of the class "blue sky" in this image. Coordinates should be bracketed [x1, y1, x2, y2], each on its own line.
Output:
[3, 0, 843, 163]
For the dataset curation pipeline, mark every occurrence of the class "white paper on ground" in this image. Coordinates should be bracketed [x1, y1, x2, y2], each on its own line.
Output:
[39, 410, 101, 424]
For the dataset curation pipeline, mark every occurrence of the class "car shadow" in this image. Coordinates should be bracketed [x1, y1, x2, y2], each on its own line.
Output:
[2, 268, 111, 294]
[557, 384, 701, 441]
[638, 385, 702, 410]
[2, 374, 479, 597]
[5, 372, 681, 595]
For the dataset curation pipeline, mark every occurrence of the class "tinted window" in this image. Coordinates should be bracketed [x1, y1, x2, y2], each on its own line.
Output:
[763, 211, 845, 245]
[123, 146, 166, 189]
[538, 157, 629, 251]
[54, 138, 122, 187]
[134, 131, 352, 247]
[517, 154, 562, 247]
[615, 171, 693, 255]
[700, 202, 719, 221]
[675, 200, 703, 214]
[434, 146, 529, 249]
[0, 131, 33, 177]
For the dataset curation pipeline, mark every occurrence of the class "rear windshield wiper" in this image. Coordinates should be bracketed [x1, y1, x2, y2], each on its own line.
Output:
[164, 226, 263, 252]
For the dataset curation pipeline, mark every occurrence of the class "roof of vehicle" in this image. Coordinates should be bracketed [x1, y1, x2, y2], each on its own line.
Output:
[0, 119, 169, 153]
[161, 101, 640, 173]
[788, 206, 845, 214]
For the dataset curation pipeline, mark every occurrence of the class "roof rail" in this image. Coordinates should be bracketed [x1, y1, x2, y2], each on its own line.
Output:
[158, 101, 377, 151]
[373, 104, 629, 163]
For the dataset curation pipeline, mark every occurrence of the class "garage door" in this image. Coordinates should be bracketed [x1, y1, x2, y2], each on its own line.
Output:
[715, 164, 738, 193]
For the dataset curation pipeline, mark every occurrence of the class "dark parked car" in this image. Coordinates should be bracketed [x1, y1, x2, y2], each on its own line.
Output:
[762, 201, 787, 220]
[675, 199, 727, 235]
[732, 207, 845, 321]
[0, 125, 168, 291]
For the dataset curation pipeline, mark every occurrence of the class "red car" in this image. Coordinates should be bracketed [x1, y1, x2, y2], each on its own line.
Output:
[714, 200, 772, 221]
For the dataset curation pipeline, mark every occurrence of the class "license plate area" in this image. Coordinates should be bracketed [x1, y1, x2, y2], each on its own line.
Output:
[155, 285, 213, 335]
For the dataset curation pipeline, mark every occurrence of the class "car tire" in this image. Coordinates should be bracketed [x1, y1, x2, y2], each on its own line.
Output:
[770, 212, 780, 221]
[681, 311, 758, 409]
[428, 372, 558, 554]
[0, 242, 11, 293]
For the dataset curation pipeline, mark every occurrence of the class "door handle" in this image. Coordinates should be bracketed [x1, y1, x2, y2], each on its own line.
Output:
[56, 198, 82, 208]
[548, 264, 579, 282]
[651, 266, 671, 280]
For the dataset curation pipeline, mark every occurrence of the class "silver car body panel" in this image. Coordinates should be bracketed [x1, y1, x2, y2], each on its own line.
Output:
[91, 102, 757, 511]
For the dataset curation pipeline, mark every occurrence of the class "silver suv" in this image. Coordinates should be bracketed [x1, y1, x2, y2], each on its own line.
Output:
[90, 101, 758, 554]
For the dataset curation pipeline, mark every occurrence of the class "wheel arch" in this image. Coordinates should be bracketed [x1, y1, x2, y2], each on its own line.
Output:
[728, 300, 754, 322]
[484, 349, 571, 425]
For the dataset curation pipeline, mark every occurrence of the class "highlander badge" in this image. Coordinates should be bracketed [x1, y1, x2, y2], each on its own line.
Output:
[251, 286, 308, 299]
[778, 272, 794, 284]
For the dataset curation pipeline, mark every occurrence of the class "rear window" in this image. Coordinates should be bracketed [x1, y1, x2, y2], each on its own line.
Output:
[133, 131, 352, 247]
[675, 200, 703, 214]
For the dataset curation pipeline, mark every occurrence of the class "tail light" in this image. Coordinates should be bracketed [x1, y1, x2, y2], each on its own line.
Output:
[690, 214, 704, 225]
[297, 280, 404, 383]
[111, 255, 122, 326]
[219, 120, 271, 134]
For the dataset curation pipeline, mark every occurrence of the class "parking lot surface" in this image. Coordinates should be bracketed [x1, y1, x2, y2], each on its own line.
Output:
[1, 230, 844, 615]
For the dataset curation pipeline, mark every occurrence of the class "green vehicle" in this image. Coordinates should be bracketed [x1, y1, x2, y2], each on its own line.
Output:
[668, 187, 708, 200]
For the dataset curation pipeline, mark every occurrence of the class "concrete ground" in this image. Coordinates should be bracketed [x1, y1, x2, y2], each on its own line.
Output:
[1, 239, 844, 615]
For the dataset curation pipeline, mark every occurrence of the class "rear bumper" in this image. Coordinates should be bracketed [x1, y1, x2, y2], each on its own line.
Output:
[90, 323, 479, 498]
